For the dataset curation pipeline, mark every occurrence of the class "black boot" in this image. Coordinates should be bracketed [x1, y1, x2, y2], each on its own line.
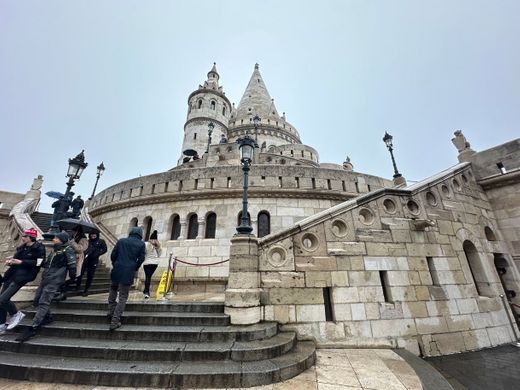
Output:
[15, 326, 37, 342]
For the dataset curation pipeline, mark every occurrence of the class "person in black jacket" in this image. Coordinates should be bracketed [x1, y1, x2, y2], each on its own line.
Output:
[76, 231, 107, 296]
[108, 227, 145, 330]
[0, 228, 45, 334]
[16, 232, 76, 342]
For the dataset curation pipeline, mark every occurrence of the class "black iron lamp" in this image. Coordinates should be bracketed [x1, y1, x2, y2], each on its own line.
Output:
[46, 150, 88, 237]
[89, 162, 106, 200]
[252, 115, 260, 146]
[206, 122, 215, 153]
[236, 135, 255, 234]
[382, 132, 402, 178]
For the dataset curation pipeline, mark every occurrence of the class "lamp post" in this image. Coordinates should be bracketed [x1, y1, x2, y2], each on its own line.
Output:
[206, 122, 215, 154]
[89, 162, 106, 200]
[382, 132, 402, 178]
[46, 150, 88, 237]
[236, 135, 255, 235]
[252, 115, 260, 147]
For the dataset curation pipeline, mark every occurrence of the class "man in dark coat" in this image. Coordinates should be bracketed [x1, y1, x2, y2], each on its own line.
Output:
[76, 232, 107, 296]
[0, 228, 45, 334]
[108, 227, 145, 330]
[70, 195, 84, 218]
[16, 232, 76, 342]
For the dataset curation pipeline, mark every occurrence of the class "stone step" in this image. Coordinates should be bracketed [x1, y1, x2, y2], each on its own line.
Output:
[15, 320, 278, 342]
[53, 300, 225, 313]
[23, 308, 230, 326]
[0, 341, 315, 388]
[64, 288, 109, 297]
[0, 332, 295, 362]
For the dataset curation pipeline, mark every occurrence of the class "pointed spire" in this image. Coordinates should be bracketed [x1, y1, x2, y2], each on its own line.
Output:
[235, 63, 280, 122]
[207, 62, 219, 81]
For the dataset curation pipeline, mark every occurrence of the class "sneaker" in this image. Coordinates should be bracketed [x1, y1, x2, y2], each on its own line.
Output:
[7, 311, 25, 330]
[15, 326, 37, 342]
[109, 321, 121, 331]
[82, 290, 89, 297]
[0, 324, 7, 335]
[143, 293, 150, 300]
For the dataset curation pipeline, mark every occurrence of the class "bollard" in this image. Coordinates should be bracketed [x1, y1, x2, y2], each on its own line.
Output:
[499, 294, 520, 347]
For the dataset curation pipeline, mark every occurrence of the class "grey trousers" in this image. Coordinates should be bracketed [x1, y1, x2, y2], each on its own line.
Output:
[0, 281, 21, 324]
[108, 282, 131, 324]
[32, 278, 61, 327]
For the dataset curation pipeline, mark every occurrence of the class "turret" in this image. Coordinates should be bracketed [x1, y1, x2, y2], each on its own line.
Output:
[179, 63, 232, 165]
[228, 64, 302, 148]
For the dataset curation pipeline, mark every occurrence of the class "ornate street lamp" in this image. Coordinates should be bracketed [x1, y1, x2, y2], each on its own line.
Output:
[46, 150, 88, 237]
[236, 135, 255, 235]
[252, 115, 260, 146]
[382, 132, 402, 179]
[89, 162, 106, 200]
[206, 122, 215, 154]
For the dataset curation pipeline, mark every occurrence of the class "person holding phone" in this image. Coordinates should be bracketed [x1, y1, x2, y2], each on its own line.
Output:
[0, 228, 45, 334]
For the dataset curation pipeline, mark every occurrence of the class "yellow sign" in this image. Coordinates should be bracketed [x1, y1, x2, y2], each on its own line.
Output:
[156, 271, 173, 296]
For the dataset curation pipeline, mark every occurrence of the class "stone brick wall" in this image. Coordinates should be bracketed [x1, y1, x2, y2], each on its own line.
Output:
[257, 163, 520, 356]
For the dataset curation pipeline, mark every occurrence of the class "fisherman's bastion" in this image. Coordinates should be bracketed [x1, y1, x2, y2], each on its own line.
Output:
[0, 63, 519, 388]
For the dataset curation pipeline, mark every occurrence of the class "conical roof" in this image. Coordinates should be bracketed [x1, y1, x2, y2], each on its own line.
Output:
[235, 64, 280, 123]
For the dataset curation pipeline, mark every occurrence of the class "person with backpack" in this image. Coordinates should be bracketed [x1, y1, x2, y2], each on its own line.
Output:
[108, 227, 145, 330]
[76, 231, 107, 296]
[16, 231, 76, 342]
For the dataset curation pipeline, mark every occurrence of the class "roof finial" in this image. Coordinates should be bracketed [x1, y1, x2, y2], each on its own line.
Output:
[255, 63, 259, 70]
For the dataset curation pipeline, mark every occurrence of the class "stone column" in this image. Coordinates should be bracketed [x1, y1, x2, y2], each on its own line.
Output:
[224, 234, 262, 325]
[177, 221, 187, 240]
[197, 219, 205, 239]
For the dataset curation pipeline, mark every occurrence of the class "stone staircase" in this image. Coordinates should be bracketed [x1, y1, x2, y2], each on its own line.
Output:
[65, 264, 112, 298]
[0, 300, 315, 388]
[30, 211, 53, 233]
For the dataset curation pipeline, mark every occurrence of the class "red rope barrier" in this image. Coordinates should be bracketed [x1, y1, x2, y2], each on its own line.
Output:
[173, 257, 229, 267]
[508, 301, 520, 310]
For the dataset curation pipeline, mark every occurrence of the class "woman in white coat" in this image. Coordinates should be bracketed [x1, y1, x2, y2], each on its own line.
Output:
[142, 230, 161, 299]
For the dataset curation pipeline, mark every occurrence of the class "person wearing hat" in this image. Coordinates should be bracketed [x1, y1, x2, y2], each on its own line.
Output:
[108, 227, 145, 330]
[142, 230, 162, 299]
[0, 228, 45, 335]
[16, 231, 76, 342]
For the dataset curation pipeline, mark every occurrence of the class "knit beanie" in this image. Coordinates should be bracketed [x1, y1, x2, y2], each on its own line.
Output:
[55, 232, 69, 244]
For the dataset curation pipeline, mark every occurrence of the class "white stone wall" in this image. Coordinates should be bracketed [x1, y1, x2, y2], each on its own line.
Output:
[258, 164, 520, 356]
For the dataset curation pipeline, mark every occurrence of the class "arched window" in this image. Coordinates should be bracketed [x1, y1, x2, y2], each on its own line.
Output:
[485, 226, 497, 241]
[129, 218, 138, 228]
[237, 211, 251, 227]
[205, 212, 217, 238]
[143, 216, 153, 241]
[210, 101, 216, 110]
[463, 240, 491, 297]
[198, 99, 203, 109]
[170, 214, 181, 240]
[187, 214, 199, 239]
[257, 211, 270, 238]
[222, 107, 226, 116]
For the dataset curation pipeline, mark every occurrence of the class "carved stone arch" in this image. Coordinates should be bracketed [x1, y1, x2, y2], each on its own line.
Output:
[455, 227, 496, 297]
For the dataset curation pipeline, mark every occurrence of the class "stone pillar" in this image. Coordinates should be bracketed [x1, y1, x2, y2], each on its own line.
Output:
[393, 175, 407, 187]
[197, 219, 205, 239]
[224, 234, 262, 325]
[177, 221, 187, 240]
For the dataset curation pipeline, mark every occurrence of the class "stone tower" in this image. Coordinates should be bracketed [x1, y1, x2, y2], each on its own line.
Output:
[228, 64, 302, 148]
[179, 63, 232, 164]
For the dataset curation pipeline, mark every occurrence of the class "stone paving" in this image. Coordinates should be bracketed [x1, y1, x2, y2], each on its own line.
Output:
[0, 348, 422, 390]
[426, 344, 520, 390]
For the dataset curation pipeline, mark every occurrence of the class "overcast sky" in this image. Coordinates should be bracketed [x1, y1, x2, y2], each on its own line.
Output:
[1, 0, 518, 212]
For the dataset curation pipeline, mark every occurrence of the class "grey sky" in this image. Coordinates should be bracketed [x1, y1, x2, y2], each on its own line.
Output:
[1, 0, 518, 212]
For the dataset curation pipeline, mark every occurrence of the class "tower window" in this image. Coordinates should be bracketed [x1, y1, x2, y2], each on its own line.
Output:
[257, 211, 270, 238]
[194, 133, 197, 140]
[198, 100, 202, 109]
[211, 101, 216, 110]
[205, 212, 217, 239]
[222, 107, 226, 116]
[187, 214, 199, 239]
